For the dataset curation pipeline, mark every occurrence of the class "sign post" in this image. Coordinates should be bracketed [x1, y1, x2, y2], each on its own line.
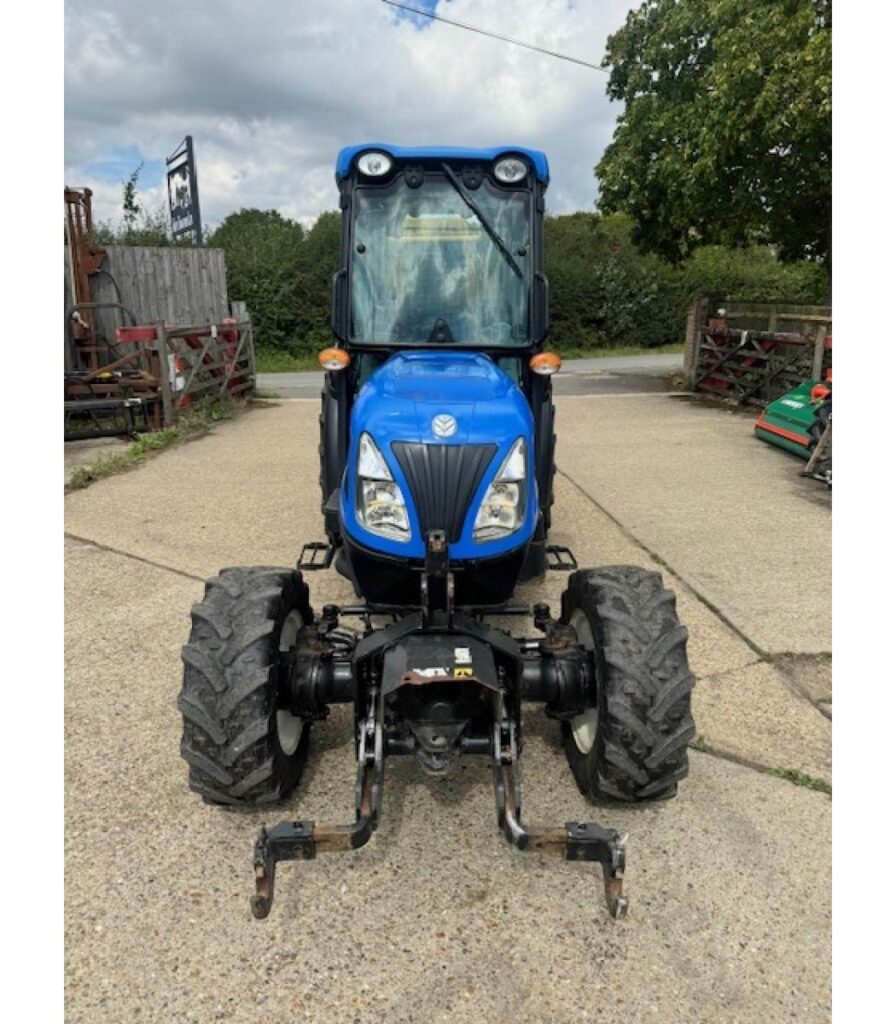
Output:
[166, 136, 203, 245]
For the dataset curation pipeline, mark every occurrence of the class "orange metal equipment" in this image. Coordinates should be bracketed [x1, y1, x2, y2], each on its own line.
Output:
[64, 187, 108, 372]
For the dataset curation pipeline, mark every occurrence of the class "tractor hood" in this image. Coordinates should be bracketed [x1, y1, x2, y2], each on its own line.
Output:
[340, 351, 538, 561]
[354, 351, 532, 445]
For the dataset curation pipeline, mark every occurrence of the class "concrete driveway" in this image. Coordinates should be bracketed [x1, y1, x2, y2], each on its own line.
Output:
[65, 382, 831, 1023]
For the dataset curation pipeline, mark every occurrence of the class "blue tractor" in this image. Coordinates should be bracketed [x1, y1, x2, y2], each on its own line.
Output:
[178, 145, 696, 920]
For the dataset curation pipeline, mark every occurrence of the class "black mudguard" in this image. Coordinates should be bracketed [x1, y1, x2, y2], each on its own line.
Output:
[531, 374, 556, 534]
[319, 371, 351, 544]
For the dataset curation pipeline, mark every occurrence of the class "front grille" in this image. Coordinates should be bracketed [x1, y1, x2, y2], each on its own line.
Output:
[392, 442, 497, 543]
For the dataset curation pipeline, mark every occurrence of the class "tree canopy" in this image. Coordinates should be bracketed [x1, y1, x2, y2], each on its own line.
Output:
[596, 0, 831, 264]
[207, 209, 340, 353]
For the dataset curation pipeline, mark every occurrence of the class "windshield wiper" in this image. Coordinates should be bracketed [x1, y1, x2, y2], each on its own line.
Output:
[440, 163, 524, 280]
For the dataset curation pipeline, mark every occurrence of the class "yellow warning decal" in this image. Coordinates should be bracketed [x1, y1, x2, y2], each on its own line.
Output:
[453, 667, 474, 678]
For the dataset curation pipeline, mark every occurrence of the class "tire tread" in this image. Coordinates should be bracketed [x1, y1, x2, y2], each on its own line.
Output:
[178, 567, 313, 806]
[562, 565, 696, 802]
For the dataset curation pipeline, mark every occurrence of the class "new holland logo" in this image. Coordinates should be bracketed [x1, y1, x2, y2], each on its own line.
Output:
[432, 414, 458, 438]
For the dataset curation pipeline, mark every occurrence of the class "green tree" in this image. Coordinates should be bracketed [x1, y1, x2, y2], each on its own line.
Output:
[546, 212, 663, 349]
[207, 208, 342, 354]
[207, 209, 307, 350]
[596, 0, 831, 264]
[94, 163, 172, 246]
[95, 206, 174, 246]
[122, 164, 142, 234]
[286, 211, 341, 350]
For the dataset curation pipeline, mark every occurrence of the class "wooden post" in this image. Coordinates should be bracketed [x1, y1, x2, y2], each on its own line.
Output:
[154, 321, 175, 427]
[811, 324, 827, 381]
[221, 325, 247, 398]
[768, 305, 778, 333]
[245, 314, 256, 389]
[683, 294, 703, 390]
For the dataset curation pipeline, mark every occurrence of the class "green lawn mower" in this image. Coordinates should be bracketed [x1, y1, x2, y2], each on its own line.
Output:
[754, 377, 832, 459]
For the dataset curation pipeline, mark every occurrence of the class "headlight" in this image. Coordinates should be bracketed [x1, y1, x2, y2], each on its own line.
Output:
[473, 438, 527, 542]
[494, 157, 527, 184]
[357, 151, 393, 177]
[356, 433, 410, 541]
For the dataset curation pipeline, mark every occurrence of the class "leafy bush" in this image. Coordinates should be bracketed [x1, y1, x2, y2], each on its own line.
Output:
[546, 211, 828, 350]
[207, 209, 339, 356]
[94, 205, 174, 247]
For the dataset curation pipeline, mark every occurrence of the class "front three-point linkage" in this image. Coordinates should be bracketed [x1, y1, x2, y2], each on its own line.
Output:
[251, 684, 384, 919]
[251, 548, 627, 921]
[489, 691, 628, 919]
[251, 680, 627, 920]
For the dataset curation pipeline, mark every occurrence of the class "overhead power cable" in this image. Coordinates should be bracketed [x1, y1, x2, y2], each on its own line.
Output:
[379, 0, 607, 72]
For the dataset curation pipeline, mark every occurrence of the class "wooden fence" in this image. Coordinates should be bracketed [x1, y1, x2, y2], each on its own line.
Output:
[64, 244, 231, 367]
[64, 242, 258, 438]
[683, 297, 832, 406]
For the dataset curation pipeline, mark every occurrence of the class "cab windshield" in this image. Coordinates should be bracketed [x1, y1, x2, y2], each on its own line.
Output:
[350, 175, 531, 346]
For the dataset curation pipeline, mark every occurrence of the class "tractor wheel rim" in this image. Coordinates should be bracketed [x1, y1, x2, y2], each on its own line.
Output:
[568, 608, 598, 755]
[276, 609, 305, 756]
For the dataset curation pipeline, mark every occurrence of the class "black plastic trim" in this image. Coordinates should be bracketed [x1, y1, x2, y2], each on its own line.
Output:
[341, 529, 528, 606]
[392, 442, 496, 543]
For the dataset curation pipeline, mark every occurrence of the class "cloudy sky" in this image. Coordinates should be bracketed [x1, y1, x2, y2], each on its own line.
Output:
[64, 0, 636, 231]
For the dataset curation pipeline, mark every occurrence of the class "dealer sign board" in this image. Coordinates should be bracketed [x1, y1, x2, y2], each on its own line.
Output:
[167, 136, 203, 245]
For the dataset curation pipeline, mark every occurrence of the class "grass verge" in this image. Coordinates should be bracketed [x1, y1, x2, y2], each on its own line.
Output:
[66, 400, 238, 493]
[555, 343, 684, 360]
[255, 348, 321, 373]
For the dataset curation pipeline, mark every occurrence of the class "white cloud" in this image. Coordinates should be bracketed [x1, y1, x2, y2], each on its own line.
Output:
[64, 0, 632, 228]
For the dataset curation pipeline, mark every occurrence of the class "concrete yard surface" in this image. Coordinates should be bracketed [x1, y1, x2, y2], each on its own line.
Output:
[65, 388, 831, 1024]
[556, 396, 831, 655]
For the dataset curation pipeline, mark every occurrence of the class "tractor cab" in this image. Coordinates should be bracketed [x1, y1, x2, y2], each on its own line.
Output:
[317, 144, 560, 602]
[331, 144, 549, 354]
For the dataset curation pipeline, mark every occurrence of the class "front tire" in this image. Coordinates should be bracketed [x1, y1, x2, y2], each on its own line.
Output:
[178, 567, 313, 806]
[561, 566, 696, 802]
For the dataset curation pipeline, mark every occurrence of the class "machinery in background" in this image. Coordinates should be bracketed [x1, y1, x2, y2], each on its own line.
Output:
[754, 370, 832, 485]
[64, 186, 160, 440]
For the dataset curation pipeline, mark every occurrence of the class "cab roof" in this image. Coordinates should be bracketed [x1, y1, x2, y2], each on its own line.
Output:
[335, 143, 550, 185]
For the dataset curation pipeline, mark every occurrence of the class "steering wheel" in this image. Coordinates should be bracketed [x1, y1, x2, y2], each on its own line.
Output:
[477, 321, 514, 344]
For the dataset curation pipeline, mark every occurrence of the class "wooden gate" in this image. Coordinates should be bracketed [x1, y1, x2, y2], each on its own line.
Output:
[120, 318, 257, 427]
[683, 298, 832, 406]
[64, 315, 256, 439]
